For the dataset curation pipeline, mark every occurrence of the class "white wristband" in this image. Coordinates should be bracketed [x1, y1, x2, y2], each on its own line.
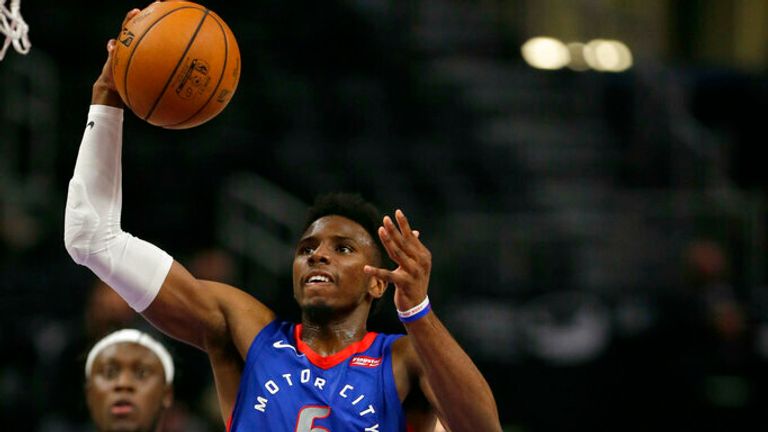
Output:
[397, 296, 431, 323]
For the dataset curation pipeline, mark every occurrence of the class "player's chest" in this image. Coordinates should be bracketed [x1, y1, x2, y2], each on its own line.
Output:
[240, 361, 393, 429]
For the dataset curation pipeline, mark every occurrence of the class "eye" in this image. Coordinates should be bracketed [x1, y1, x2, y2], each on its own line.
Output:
[337, 244, 353, 254]
[298, 246, 314, 255]
[134, 366, 150, 380]
[103, 364, 119, 380]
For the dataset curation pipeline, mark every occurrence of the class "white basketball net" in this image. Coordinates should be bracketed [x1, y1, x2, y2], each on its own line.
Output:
[0, 0, 30, 60]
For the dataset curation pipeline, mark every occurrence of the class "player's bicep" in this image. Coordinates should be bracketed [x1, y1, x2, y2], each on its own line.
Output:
[142, 260, 275, 352]
[141, 261, 221, 349]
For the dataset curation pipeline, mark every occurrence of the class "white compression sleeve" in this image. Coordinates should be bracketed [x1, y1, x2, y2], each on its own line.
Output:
[64, 105, 173, 312]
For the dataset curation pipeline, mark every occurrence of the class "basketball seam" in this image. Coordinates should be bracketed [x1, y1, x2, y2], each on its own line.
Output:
[122, 5, 206, 115]
[167, 13, 231, 128]
[144, 8, 211, 123]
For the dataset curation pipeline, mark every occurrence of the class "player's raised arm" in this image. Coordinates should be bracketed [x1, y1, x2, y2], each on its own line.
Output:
[364, 210, 501, 432]
[64, 9, 273, 355]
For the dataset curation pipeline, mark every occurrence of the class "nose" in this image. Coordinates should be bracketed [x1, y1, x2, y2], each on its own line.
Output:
[308, 244, 330, 265]
[113, 370, 136, 392]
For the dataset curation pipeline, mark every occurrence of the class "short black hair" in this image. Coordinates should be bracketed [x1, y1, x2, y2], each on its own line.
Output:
[302, 192, 384, 266]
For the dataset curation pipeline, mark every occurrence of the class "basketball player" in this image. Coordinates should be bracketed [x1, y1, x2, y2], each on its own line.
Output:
[85, 329, 174, 432]
[65, 8, 501, 431]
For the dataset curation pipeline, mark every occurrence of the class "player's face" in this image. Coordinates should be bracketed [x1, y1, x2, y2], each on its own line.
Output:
[86, 342, 171, 432]
[293, 215, 381, 314]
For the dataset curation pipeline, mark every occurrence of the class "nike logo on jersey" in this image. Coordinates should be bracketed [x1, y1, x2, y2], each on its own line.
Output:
[273, 340, 304, 356]
[86, 121, 95, 129]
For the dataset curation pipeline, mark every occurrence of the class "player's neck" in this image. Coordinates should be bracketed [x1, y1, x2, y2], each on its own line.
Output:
[300, 312, 369, 356]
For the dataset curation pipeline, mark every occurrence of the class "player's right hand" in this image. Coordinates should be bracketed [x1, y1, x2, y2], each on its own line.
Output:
[92, 8, 140, 107]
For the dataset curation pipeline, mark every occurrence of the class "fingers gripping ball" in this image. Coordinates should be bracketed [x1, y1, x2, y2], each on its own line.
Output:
[111, 1, 240, 129]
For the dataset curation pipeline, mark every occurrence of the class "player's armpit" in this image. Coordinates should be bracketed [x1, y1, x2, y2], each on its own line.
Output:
[207, 331, 245, 425]
[403, 374, 440, 432]
[393, 336, 446, 420]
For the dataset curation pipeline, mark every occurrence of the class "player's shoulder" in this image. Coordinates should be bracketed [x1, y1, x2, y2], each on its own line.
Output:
[198, 279, 277, 354]
[391, 333, 413, 350]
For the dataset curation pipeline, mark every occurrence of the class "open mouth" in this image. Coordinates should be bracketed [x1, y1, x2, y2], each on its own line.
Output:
[304, 271, 334, 285]
[110, 400, 136, 416]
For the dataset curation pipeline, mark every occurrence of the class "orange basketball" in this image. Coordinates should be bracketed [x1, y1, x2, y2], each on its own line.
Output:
[111, 1, 240, 129]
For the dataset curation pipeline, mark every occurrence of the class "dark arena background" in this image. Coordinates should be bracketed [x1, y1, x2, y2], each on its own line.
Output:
[2, 0, 768, 430]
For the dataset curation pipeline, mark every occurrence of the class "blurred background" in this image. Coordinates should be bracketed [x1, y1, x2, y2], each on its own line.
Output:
[2, 0, 768, 430]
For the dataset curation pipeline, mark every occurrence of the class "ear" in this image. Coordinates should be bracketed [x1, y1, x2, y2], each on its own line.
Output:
[368, 274, 387, 299]
[162, 385, 174, 409]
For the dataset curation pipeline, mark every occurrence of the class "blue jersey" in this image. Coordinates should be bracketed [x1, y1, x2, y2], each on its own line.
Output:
[228, 320, 406, 432]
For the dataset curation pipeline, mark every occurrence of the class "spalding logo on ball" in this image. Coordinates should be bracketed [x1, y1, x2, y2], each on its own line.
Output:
[111, 1, 240, 129]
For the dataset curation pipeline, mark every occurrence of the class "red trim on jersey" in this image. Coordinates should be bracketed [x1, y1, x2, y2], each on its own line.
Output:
[294, 324, 378, 370]
[226, 409, 233, 432]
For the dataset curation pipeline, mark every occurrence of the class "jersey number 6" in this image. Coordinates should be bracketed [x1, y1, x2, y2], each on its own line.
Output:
[296, 405, 331, 432]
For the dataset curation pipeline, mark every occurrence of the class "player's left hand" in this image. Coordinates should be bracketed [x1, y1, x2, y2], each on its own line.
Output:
[364, 209, 431, 312]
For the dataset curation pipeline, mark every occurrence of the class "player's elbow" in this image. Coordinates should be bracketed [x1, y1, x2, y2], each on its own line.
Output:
[63, 179, 101, 265]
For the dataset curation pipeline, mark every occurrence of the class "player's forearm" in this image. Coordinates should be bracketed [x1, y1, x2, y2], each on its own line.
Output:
[405, 312, 501, 432]
[64, 105, 172, 312]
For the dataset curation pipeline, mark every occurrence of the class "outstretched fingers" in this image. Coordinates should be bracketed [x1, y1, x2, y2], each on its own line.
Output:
[386, 211, 424, 253]
[395, 209, 420, 242]
[392, 210, 431, 268]
[367, 210, 433, 311]
[378, 210, 432, 276]
[380, 216, 420, 273]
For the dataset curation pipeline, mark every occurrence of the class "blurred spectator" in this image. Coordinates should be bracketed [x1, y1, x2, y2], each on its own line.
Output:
[21, 278, 215, 431]
[83, 282, 212, 431]
[85, 329, 174, 432]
